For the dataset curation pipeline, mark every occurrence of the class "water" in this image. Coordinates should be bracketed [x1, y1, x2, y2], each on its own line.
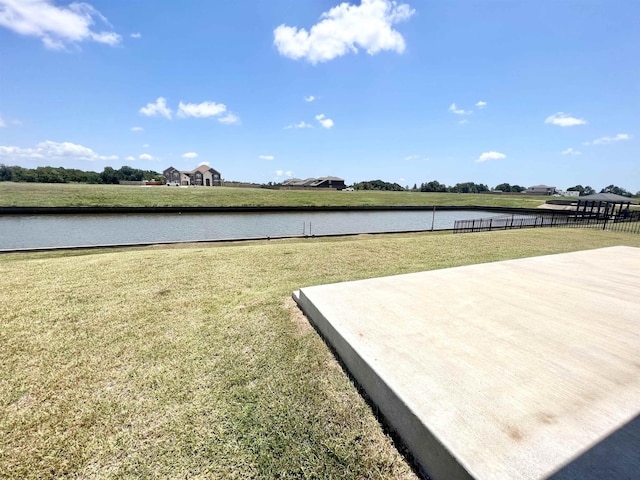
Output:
[0, 210, 503, 250]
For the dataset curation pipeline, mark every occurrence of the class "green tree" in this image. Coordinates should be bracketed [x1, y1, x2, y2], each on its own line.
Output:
[449, 182, 489, 193]
[353, 180, 405, 191]
[494, 183, 511, 192]
[600, 184, 632, 197]
[100, 167, 118, 184]
[420, 180, 447, 192]
[0, 164, 13, 181]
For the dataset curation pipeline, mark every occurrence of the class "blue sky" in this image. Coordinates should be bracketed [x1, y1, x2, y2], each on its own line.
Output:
[1, 0, 638, 192]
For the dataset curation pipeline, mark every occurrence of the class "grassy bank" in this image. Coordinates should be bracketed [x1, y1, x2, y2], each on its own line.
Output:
[2, 229, 639, 478]
[0, 182, 550, 208]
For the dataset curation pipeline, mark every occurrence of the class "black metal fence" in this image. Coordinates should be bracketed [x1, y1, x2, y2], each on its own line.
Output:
[454, 211, 640, 234]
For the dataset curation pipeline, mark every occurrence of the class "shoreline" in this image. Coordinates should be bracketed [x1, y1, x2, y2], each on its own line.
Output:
[0, 205, 551, 215]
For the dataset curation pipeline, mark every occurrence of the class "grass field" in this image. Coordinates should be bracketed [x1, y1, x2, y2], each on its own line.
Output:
[2, 228, 639, 479]
[0, 182, 551, 208]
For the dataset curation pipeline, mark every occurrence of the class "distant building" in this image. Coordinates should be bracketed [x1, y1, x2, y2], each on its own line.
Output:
[163, 165, 222, 186]
[524, 185, 556, 195]
[281, 176, 346, 190]
[562, 190, 580, 197]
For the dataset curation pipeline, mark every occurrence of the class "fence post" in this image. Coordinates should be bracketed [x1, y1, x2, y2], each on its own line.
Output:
[431, 205, 436, 231]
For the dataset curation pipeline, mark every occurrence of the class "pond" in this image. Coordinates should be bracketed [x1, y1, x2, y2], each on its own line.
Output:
[0, 210, 504, 250]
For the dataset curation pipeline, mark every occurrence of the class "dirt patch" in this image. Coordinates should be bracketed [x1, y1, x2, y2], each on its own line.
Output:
[285, 296, 314, 336]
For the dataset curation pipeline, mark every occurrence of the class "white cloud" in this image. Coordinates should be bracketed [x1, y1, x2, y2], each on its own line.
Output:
[285, 121, 314, 129]
[259, 155, 274, 160]
[404, 154, 429, 161]
[139, 97, 172, 119]
[315, 113, 334, 128]
[177, 100, 227, 118]
[182, 152, 198, 159]
[275, 170, 294, 178]
[0, 115, 20, 128]
[138, 153, 153, 160]
[476, 151, 506, 163]
[169, 100, 240, 124]
[130, 32, 141, 38]
[198, 161, 210, 167]
[544, 112, 587, 127]
[305, 95, 315, 102]
[561, 147, 581, 156]
[126, 155, 135, 161]
[273, 0, 415, 64]
[130, 126, 143, 132]
[0, 140, 116, 161]
[218, 112, 240, 125]
[0, 0, 122, 50]
[588, 133, 631, 145]
[90, 31, 120, 45]
[475, 100, 487, 109]
[449, 103, 472, 115]
[458, 119, 469, 125]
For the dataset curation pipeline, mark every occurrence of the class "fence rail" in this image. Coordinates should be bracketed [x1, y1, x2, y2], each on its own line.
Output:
[454, 211, 640, 234]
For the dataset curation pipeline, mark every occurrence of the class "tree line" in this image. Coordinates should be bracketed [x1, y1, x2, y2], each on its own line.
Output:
[0, 164, 163, 184]
[353, 179, 638, 197]
[353, 180, 497, 193]
[1, 165, 637, 197]
[568, 184, 636, 197]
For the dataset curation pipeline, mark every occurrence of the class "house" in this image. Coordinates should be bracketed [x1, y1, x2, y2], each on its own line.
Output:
[281, 176, 346, 190]
[281, 178, 316, 187]
[163, 165, 222, 186]
[524, 185, 557, 195]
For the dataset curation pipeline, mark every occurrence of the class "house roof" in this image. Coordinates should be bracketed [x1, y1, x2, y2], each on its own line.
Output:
[317, 176, 344, 181]
[163, 165, 220, 176]
[192, 165, 220, 174]
[528, 185, 556, 189]
[580, 193, 638, 204]
[284, 176, 345, 186]
[283, 178, 316, 186]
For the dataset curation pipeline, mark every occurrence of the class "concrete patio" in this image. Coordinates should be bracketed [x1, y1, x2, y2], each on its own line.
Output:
[293, 246, 640, 480]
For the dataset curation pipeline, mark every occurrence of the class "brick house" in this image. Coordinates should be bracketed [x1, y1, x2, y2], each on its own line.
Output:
[163, 165, 223, 186]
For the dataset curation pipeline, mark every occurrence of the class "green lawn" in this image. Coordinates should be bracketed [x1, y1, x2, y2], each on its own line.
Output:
[2, 229, 639, 479]
[0, 182, 550, 208]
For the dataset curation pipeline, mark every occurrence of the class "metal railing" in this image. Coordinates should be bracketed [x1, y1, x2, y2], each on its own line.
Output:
[454, 211, 640, 234]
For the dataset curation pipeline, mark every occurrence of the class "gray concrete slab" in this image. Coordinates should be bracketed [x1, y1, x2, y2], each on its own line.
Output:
[293, 246, 640, 480]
